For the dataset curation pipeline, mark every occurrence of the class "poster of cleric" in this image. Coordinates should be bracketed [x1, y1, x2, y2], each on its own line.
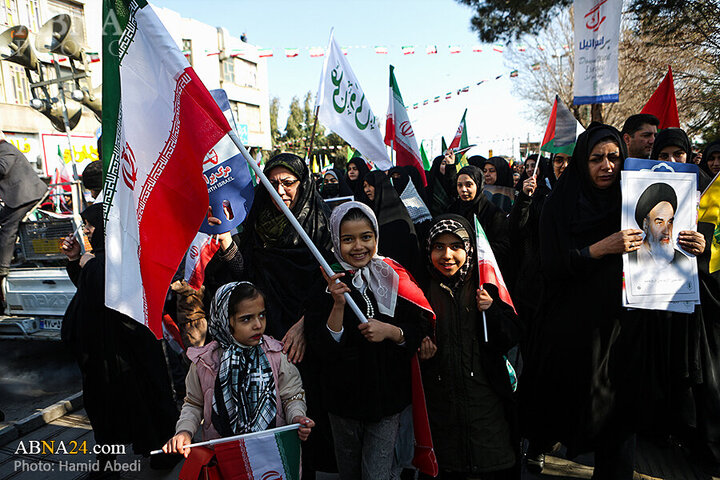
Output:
[621, 165, 700, 310]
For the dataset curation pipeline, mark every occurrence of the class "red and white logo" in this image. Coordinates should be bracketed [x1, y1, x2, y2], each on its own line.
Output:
[585, 0, 607, 32]
[261, 471, 282, 480]
[399, 121, 414, 138]
[189, 245, 199, 260]
[121, 142, 137, 190]
[203, 149, 219, 167]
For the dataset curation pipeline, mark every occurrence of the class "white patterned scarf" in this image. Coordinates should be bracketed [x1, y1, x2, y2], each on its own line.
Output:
[329, 201, 400, 316]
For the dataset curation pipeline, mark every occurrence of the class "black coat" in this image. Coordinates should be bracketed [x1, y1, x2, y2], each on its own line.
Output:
[0, 140, 46, 207]
[62, 255, 178, 454]
[305, 284, 431, 422]
[421, 276, 521, 474]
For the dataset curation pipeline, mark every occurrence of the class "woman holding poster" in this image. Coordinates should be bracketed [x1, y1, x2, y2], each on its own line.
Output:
[521, 124, 643, 479]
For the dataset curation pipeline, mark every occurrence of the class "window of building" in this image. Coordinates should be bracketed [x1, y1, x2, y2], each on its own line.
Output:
[182, 38, 192, 67]
[235, 58, 257, 88]
[234, 101, 261, 133]
[1, 0, 20, 27]
[20, 0, 41, 32]
[223, 59, 234, 83]
[8, 63, 30, 104]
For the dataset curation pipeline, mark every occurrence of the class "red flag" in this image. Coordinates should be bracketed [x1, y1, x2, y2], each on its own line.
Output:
[448, 109, 468, 151]
[383, 258, 438, 476]
[641, 66, 680, 129]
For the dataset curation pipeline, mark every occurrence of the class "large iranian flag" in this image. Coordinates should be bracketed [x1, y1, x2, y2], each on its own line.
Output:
[102, 0, 232, 338]
[384, 65, 427, 185]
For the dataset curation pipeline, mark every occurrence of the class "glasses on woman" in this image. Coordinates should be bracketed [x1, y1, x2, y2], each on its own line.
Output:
[269, 178, 300, 191]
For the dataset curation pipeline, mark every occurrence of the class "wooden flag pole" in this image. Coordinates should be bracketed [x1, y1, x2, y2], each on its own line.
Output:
[229, 130, 368, 325]
[305, 105, 320, 164]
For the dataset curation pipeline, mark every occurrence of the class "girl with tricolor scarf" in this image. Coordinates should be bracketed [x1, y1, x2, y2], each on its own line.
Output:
[305, 201, 434, 480]
[162, 282, 314, 456]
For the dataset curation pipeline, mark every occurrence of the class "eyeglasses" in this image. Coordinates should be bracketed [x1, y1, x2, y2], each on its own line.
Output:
[269, 178, 300, 190]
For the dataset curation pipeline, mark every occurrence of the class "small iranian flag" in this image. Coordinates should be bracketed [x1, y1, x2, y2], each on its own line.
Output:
[472, 46, 483, 53]
[532, 62, 541, 71]
[375, 45, 388, 54]
[103, 0, 233, 338]
[474, 215, 516, 314]
[448, 108, 469, 151]
[309, 47, 324, 58]
[540, 94, 584, 156]
[285, 48, 299, 58]
[402, 45, 415, 55]
[385, 65, 426, 185]
[493, 44, 504, 53]
[426, 45, 437, 54]
[184, 232, 220, 290]
[510, 69, 519, 78]
[214, 425, 301, 480]
[258, 48, 273, 58]
[448, 45, 461, 54]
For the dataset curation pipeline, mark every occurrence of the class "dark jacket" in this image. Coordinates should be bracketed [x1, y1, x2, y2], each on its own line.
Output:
[305, 283, 431, 422]
[0, 140, 46, 208]
[421, 276, 521, 474]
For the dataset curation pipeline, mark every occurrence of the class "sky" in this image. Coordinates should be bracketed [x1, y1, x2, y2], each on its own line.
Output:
[151, 0, 545, 158]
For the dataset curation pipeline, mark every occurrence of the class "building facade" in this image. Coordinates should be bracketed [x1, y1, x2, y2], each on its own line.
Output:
[0, 1, 271, 179]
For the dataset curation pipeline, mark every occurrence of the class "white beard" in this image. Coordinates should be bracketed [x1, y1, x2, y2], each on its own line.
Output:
[648, 237, 675, 265]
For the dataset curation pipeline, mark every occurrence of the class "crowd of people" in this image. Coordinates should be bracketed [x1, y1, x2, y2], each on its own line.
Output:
[60, 112, 719, 480]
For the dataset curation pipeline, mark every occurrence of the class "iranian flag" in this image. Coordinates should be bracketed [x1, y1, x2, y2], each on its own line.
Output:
[474, 215, 516, 314]
[448, 108, 468, 150]
[102, 0, 233, 338]
[540, 95, 584, 156]
[184, 232, 221, 290]
[214, 425, 301, 480]
[384, 65, 427, 186]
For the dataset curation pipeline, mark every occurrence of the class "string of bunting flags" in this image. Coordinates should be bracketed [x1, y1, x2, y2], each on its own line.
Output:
[201, 43, 571, 59]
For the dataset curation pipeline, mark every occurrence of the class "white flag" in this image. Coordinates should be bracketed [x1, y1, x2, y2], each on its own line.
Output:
[316, 31, 391, 169]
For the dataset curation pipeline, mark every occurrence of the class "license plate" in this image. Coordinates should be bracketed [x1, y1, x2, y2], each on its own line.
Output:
[39, 319, 62, 330]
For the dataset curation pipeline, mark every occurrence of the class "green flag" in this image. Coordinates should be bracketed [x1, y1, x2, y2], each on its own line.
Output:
[441, 136, 447, 155]
[420, 141, 431, 170]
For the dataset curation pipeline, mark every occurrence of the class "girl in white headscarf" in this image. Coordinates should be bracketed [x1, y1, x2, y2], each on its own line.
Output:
[305, 201, 434, 480]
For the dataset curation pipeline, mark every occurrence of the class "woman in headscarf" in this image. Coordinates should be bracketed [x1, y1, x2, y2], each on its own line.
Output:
[356, 170, 421, 276]
[520, 124, 645, 479]
[419, 214, 521, 478]
[651, 129, 719, 472]
[700, 140, 720, 179]
[211, 153, 336, 476]
[61, 203, 179, 466]
[425, 151, 459, 216]
[449, 165, 511, 271]
[387, 165, 433, 241]
[481, 157, 515, 213]
[319, 168, 354, 200]
[344, 156, 371, 195]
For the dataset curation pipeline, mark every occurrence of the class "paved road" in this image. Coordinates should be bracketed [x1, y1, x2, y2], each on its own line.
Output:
[0, 339, 81, 429]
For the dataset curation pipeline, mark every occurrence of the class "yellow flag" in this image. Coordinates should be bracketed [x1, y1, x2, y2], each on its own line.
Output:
[311, 155, 319, 174]
[699, 173, 720, 273]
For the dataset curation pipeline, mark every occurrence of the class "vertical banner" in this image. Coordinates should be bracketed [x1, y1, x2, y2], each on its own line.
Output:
[573, 0, 621, 105]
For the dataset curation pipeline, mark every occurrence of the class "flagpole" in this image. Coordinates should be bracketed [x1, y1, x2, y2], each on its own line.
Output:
[150, 424, 301, 455]
[390, 139, 395, 167]
[305, 105, 320, 164]
[228, 130, 368, 325]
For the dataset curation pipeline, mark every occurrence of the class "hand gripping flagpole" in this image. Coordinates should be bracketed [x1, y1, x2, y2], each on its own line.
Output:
[150, 423, 300, 455]
[228, 130, 368, 325]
